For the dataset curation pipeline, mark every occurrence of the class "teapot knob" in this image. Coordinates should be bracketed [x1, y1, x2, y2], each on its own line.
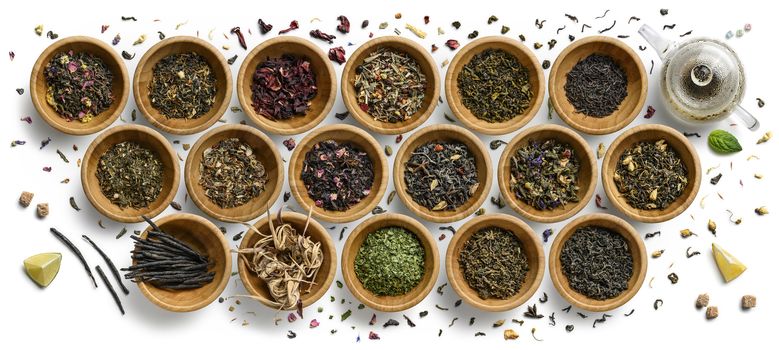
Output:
[691, 64, 714, 86]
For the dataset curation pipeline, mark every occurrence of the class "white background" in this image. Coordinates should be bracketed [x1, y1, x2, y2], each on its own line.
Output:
[1, 0, 777, 348]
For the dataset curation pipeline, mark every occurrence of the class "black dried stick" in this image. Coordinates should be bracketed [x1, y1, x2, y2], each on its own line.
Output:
[83, 235, 129, 295]
[50, 227, 97, 288]
[96, 265, 125, 315]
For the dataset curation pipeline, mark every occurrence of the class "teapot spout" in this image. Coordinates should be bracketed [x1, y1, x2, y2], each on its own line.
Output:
[639, 24, 672, 59]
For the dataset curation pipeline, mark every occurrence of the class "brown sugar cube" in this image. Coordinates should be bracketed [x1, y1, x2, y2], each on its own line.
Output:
[19, 191, 34, 207]
[696, 293, 710, 309]
[37, 203, 49, 218]
[706, 306, 719, 319]
[742, 295, 757, 309]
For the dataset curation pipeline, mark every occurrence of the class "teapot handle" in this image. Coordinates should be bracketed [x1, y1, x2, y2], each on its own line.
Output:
[733, 105, 760, 131]
[638, 24, 673, 59]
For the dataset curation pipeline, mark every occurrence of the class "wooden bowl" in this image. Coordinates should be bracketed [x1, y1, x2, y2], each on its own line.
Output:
[237, 36, 336, 135]
[341, 213, 439, 312]
[136, 213, 231, 312]
[393, 124, 492, 223]
[30, 36, 129, 135]
[133, 36, 232, 135]
[549, 36, 647, 135]
[497, 124, 597, 223]
[445, 36, 545, 135]
[81, 124, 180, 223]
[288, 124, 388, 223]
[184, 124, 283, 222]
[446, 214, 544, 312]
[549, 213, 647, 312]
[237, 211, 336, 309]
[341, 36, 440, 135]
[602, 124, 701, 223]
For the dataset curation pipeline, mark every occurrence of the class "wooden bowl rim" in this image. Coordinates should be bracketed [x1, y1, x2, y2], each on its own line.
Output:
[393, 124, 493, 223]
[237, 211, 337, 309]
[548, 213, 647, 312]
[341, 213, 440, 312]
[549, 36, 648, 135]
[288, 124, 388, 223]
[29, 36, 130, 135]
[445, 213, 545, 312]
[80, 124, 180, 223]
[444, 36, 546, 135]
[497, 124, 597, 223]
[601, 124, 702, 223]
[237, 36, 337, 135]
[340, 36, 440, 135]
[184, 124, 284, 222]
[136, 213, 232, 312]
[133, 36, 232, 135]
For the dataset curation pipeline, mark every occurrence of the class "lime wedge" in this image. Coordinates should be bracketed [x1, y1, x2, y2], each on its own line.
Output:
[712, 243, 747, 283]
[24, 253, 62, 287]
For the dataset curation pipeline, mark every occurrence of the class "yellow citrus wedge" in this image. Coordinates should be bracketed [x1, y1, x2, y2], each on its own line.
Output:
[24, 253, 62, 287]
[712, 243, 746, 283]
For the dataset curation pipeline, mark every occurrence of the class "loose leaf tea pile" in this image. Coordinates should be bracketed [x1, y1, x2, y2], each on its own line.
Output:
[457, 49, 533, 122]
[96, 141, 163, 209]
[301, 140, 374, 211]
[149, 52, 216, 119]
[199, 138, 268, 209]
[459, 227, 529, 299]
[404, 141, 479, 211]
[354, 226, 425, 296]
[560, 226, 633, 300]
[614, 139, 688, 210]
[44, 51, 114, 122]
[123, 217, 214, 290]
[510, 139, 580, 210]
[237, 209, 323, 309]
[565, 54, 627, 117]
[354, 47, 427, 123]
[251, 55, 317, 120]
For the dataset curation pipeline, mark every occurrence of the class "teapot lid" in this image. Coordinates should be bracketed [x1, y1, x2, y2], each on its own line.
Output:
[664, 38, 744, 119]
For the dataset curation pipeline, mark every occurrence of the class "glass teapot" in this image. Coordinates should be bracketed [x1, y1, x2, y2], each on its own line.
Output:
[638, 24, 759, 130]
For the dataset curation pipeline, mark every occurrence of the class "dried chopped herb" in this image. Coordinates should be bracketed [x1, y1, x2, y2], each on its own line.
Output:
[354, 227, 424, 296]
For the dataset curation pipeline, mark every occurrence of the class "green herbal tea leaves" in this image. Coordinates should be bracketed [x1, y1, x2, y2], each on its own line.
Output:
[96, 141, 163, 209]
[708, 129, 743, 154]
[459, 227, 528, 299]
[354, 227, 425, 296]
[510, 139, 580, 210]
[614, 139, 688, 210]
[457, 49, 533, 122]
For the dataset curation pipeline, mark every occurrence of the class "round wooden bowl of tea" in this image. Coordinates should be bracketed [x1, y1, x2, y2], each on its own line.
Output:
[444, 36, 545, 135]
[446, 214, 544, 312]
[133, 36, 232, 135]
[548, 213, 647, 312]
[184, 124, 283, 222]
[341, 36, 440, 135]
[548, 36, 647, 135]
[81, 124, 180, 223]
[341, 213, 439, 312]
[238, 211, 337, 309]
[30, 36, 130, 135]
[288, 124, 389, 223]
[137, 213, 231, 312]
[601, 124, 701, 223]
[393, 124, 492, 223]
[497, 124, 597, 223]
[237, 36, 337, 135]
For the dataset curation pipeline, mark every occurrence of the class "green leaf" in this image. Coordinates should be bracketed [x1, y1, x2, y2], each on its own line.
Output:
[708, 130, 742, 154]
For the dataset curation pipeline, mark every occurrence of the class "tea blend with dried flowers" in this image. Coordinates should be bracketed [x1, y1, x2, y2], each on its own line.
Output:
[199, 138, 268, 209]
[459, 227, 529, 299]
[510, 139, 580, 210]
[560, 226, 633, 300]
[44, 51, 114, 122]
[251, 55, 317, 120]
[96, 141, 163, 209]
[404, 141, 479, 211]
[614, 139, 688, 210]
[354, 226, 424, 296]
[457, 49, 533, 122]
[353, 47, 427, 123]
[149, 52, 216, 119]
[301, 140, 374, 211]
